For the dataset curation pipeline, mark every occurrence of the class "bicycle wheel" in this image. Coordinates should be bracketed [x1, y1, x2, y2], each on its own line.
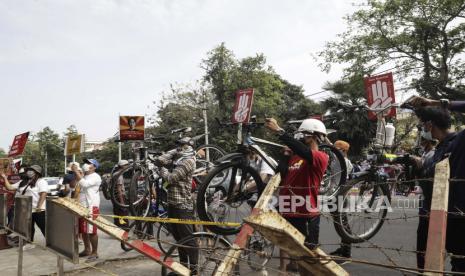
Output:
[318, 144, 347, 199]
[194, 144, 226, 180]
[101, 174, 112, 200]
[128, 169, 151, 216]
[161, 232, 232, 276]
[156, 222, 179, 257]
[196, 160, 265, 235]
[333, 176, 391, 243]
[244, 231, 275, 271]
[110, 167, 134, 209]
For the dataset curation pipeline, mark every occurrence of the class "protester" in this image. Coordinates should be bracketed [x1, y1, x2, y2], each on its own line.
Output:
[330, 140, 354, 263]
[414, 131, 437, 269]
[407, 96, 465, 272]
[113, 160, 130, 228]
[265, 117, 329, 275]
[1, 165, 48, 249]
[73, 158, 101, 262]
[334, 140, 353, 176]
[58, 162, 80, 198]
[6, 166, 28, 233]
[155, 137, 198, 275]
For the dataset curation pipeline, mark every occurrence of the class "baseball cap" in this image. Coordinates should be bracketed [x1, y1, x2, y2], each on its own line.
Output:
[83, 158, 100, 169]
[62, 173, 76, 184]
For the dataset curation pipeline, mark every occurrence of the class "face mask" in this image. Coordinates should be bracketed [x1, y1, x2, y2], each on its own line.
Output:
[421, 130, 433, 141]
[82, 164, 91, 172]
[26, 171, 35, 179]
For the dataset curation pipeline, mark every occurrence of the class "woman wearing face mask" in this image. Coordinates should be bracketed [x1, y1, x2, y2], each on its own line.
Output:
[1, 165, 49, 249]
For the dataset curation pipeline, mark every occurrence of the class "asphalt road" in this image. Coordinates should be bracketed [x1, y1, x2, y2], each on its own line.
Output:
[99, 195, 452, 275]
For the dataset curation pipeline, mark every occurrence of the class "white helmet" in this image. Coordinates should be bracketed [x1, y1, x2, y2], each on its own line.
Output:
[297, 119, 327, 136]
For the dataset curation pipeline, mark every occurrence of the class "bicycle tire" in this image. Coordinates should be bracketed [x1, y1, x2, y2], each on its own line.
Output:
[196, 159, 265, 235]
[161, 232, 232, 276]
[318, 144, 347, 199]
[127, 169, 151, 216]
[110, 167, 134, 209]
[156, 222, 179, 257]
[194, 144, 226, 181]
[333, 176, 391, 243]
[101, 174, 112, 200]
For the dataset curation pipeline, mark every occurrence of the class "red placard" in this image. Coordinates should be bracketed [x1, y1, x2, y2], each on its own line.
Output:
[231, 89, 254, 124]
[120, 116, 145, 141]
[8, 132, 29, 157]
[364, 72, 396, 120]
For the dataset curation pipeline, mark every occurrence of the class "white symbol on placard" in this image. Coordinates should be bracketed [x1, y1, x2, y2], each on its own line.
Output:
[234, 94, 250, 123]
[370, 80, 392, 113]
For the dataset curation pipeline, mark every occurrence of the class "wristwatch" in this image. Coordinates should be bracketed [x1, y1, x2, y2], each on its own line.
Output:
[440, 98, 450, 109]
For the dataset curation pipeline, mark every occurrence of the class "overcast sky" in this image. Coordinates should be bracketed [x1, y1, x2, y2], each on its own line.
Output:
[0, 0, 360, 150]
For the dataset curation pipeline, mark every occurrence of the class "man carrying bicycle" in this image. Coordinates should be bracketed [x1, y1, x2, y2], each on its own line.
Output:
[265, 117, 329, 275]
[155, 137, 198, 275]
[407, 96, 465, 272]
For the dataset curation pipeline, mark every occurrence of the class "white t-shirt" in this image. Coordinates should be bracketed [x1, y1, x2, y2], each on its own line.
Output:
[78, 172, 102, 208]
[11, 178, 49, 210]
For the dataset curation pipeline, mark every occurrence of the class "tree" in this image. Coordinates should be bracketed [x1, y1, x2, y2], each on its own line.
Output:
[201, 43, 236, 111]
[322, 75, 376, 156]
[318, 0, 465, 100]
[22, 127, 64, 176]
[0, 148, 6, 158]
[150, 44, 321, 152]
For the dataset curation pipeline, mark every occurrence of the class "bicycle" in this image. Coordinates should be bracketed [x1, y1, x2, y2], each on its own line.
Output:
[196, 117, 347, 236]
[160, 232, 232, 276]
[110, 127, 225, 213]
[332, 103, 416, 243]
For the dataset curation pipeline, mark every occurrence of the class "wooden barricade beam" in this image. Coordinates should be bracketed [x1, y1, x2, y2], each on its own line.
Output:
[52, 197, 190, 276]
[425, 158, 450, 276]
[244, 211, 348, 276]
[214, 173, 281, 275]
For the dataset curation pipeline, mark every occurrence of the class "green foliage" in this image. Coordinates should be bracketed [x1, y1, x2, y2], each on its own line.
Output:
[22, 127, 64, 176]
[318, 0, 465, 99]
[0, 148, 6, 158]
[150, 43, 320, 153]
[322, 75, 376, 157]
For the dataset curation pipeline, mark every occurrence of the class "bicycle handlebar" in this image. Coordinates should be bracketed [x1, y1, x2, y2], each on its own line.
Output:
[215, 117, 265, 127]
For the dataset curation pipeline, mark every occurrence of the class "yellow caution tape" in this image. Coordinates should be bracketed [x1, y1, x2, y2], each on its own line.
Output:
[99, 214, 241, 227]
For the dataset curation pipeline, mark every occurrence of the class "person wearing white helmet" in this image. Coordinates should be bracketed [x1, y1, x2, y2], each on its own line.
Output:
[266, 117, 329, 275]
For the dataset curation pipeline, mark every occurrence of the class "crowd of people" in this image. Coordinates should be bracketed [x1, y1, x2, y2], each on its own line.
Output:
[0, 96, 463, 274]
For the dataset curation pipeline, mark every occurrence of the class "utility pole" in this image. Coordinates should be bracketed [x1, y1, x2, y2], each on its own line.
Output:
[202, 88, 210, 163]
[44, 150, 48, 177]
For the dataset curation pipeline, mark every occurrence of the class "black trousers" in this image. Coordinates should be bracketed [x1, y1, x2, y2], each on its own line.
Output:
[167, 206, 198, 272]
[417, 217, 465, 272]
[31, 211, 46, 242]
[285, 216, 320, 249]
